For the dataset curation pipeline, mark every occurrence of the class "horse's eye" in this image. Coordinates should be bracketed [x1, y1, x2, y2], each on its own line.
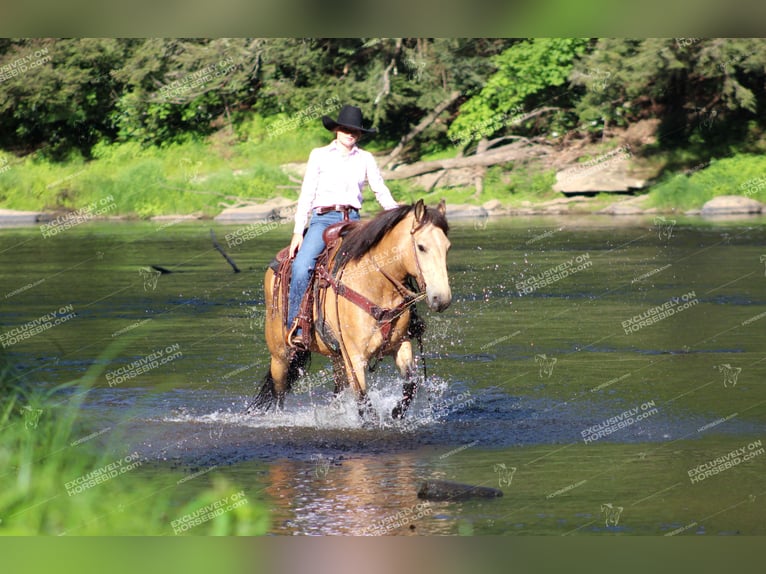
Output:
[418, 244, 427, 253]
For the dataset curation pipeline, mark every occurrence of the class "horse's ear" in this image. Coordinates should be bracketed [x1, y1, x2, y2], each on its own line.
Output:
[414, 199, 426, 222]
[436, 198, 446, 216]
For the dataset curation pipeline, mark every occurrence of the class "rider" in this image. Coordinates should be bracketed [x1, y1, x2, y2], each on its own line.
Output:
[286, 104, 399, 348]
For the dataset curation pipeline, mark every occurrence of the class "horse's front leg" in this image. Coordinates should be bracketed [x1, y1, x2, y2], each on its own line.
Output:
[392, 340, 419, 419]
[330, 354, 348, 395]
[340, 345, 373, 420]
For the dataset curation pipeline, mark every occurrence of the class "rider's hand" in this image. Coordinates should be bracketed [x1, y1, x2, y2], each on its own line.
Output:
[288, 233, 303, 258]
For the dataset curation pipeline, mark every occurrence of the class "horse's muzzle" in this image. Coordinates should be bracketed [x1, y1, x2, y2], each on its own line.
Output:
[427, 289, 452, 312]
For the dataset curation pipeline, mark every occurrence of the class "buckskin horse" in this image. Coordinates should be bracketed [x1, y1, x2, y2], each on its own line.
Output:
[246, 199, 451, 419]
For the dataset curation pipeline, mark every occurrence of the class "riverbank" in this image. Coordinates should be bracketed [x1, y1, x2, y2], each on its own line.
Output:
[2, 115, 766, 222]
[3, 193, 764, 229]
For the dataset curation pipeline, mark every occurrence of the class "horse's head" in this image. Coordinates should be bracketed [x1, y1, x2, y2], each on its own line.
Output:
[406, 199, 452, 312]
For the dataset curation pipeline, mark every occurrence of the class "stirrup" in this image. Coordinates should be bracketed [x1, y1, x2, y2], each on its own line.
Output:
[286, 322, 308, 350]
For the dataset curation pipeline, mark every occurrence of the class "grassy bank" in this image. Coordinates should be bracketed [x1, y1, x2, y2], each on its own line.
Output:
[647, 153, 766, 211]
[0, 114, 330, 218]
[0, 348, 269, 536]
[2, 113, 766, 217]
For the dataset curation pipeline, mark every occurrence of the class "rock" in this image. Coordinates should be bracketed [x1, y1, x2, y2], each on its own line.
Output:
[684, 209, 701, 216]
[280, 162, 307, 179]
[263, 196, 295, 208]
[445, 204, 488, 219]
[150, 214, 201, 221]
[553, 150, 647, 194]
[214, 197, 298, 223]
[700, 195, 764, 216]
[598, 203, 645, 215]
[406, 167, 480, 190]
[417, 479, 503, 501]
[482, 199, 503, 212]
[0, 209, 45, 226]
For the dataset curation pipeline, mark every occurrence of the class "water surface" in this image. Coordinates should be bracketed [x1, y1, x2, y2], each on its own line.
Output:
[2, 214, 765, 535]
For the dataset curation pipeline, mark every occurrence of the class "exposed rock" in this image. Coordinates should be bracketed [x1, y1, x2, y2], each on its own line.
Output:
[445, 204, 488, 219]
[482, 199, 504, 212]
[280, 162, 307, 179]
[598, 203, 645, 215]
[150, 214, 201, 221]
[0, 209, 45, 226]
[215, 197, 297, 223]
[408, 167, 479, 190]
[417, 479, 503, 501]
[553, 150, 647, 194]
[622, 118, 660, 148]
[700, 195, 764, 216]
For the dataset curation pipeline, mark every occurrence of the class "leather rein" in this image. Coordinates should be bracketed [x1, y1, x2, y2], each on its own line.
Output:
[316, 218, 429, 355]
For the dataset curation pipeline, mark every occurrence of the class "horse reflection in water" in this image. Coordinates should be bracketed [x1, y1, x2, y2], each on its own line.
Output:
[247, 200, 451, 420]
[263, 455, 453, 536]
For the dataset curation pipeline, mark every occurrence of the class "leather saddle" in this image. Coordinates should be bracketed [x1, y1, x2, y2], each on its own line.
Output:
[269, 220, 359, 346]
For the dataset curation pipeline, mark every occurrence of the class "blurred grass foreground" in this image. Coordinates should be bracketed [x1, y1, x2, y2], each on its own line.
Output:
[0, 347, 269, 536]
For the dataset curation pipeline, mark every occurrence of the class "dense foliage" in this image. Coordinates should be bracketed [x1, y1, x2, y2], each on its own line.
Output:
[2, 38, 766, 214]
[3, 38, 763, 158]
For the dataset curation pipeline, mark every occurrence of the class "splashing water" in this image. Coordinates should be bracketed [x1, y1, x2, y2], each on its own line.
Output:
[162, 371, 455, 432]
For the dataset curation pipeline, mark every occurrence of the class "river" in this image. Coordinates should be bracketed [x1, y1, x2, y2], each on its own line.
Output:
[1, 213, 765, 535]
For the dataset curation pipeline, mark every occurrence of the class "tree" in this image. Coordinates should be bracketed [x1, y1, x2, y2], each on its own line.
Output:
[570, 38, 766, 152]
[112, 38, 263, 144]
[0, 38, 129, 158]
[448, 38, 589, 148]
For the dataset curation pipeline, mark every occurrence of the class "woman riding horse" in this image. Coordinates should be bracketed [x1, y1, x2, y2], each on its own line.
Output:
[249, 199, 451, 420]
[286, 105, 399, 349]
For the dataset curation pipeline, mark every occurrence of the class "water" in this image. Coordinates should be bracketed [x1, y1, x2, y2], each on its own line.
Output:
[2, 214, 765, 535]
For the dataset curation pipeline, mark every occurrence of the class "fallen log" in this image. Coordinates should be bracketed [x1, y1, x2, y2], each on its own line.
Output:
[382, 140, 548, 180]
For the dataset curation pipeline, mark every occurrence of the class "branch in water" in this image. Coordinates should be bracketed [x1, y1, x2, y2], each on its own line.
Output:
[210, 229, 241, 273]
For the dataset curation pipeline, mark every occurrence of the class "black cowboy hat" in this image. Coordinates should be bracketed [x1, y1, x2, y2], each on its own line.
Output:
[322, 105, 377, 135]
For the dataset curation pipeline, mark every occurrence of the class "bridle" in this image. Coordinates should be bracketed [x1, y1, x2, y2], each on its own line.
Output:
[372, 215, 429, 302]
[315, 213, 442, 390]
[408, 216, 430, 295]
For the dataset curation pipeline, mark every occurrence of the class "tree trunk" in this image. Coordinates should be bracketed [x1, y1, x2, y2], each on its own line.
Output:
[382, 90, 461, 169]
[382, 140, 547, 180]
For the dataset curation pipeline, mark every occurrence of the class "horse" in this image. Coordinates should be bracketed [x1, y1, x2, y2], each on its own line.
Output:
[246, 199, 451, 419]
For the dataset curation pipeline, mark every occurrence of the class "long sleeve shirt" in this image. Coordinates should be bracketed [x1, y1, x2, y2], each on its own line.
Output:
[292, 140, 399, 234]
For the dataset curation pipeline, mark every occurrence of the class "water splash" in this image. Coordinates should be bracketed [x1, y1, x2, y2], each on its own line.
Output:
[162, 373, 456, 432]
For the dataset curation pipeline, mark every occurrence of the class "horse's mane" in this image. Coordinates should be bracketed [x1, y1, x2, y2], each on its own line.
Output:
[335, 203, 449, 268]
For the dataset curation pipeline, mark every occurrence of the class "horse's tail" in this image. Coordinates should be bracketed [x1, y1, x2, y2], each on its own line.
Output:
[245, 350, 311, 413]
[245, 368, 278, 413]
[286, 349, 311, 390]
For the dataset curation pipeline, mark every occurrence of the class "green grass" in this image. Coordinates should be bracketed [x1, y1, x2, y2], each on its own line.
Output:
[0, 113, 332, 219]
[0, 347, 269, 536]
[4, 112, 766, 218]
[648, 153, 766, 211]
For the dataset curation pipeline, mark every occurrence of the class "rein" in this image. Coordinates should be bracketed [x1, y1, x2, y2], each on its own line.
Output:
[317, 216, 431, 387]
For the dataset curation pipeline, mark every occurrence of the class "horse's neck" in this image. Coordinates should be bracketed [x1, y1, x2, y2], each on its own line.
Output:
[340, 224, 409, 299]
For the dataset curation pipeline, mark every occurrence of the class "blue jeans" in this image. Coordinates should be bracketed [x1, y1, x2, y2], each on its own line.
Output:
[287, 209, 360, 329]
